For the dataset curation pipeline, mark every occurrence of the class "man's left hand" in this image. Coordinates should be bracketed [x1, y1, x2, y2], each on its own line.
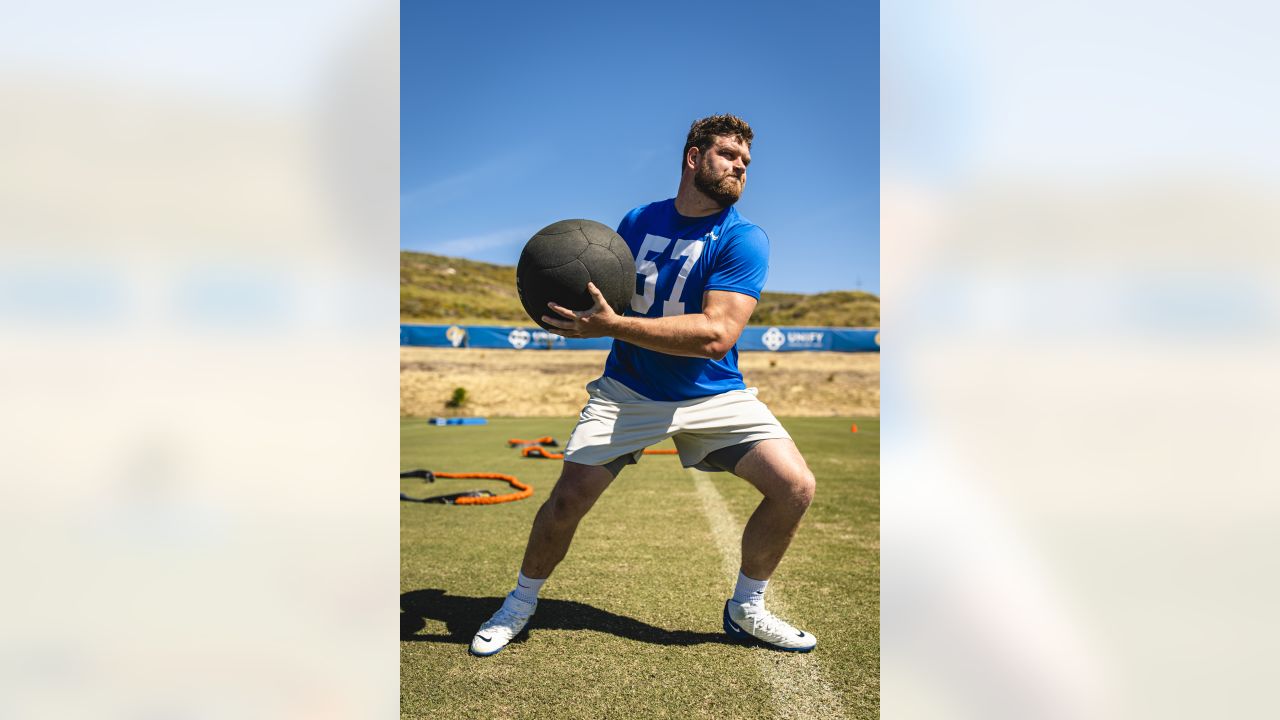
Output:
[541, 282, 619, 338]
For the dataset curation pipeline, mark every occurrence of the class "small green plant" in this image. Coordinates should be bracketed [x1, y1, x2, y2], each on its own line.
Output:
[445, 387, 469, 408]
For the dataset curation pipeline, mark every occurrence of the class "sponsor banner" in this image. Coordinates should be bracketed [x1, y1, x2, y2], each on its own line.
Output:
[400, 324, 612, 350]
[737, 326, 880, 352]
[400, 324, 878, 352]
[830, 328, 880, 353]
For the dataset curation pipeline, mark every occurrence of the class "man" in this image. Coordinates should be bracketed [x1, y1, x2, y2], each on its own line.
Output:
[470, 114, 818, 656]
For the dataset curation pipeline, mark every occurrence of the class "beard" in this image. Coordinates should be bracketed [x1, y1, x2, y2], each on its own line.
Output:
[693, 162, 743, 209]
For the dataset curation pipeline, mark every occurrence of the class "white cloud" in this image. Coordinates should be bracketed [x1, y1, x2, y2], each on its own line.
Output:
[400, 148, 542, 211]
[407, 226, 534, 256]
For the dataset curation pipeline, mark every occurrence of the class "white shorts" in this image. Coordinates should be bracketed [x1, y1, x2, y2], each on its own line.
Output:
[563, 376, 792, 471]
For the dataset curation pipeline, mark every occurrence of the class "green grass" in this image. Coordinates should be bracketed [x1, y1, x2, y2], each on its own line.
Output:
[401, 417, 879, 719]
[401, 250, 880, 327]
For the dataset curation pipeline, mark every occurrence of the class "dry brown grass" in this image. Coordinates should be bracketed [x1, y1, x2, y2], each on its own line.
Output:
[401, 347, 879, 417]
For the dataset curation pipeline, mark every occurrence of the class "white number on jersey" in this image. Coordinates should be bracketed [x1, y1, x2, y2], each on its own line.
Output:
[631, 234, 671, 313]
[630, 235, 707, 316]
[660, 238, 706, 316]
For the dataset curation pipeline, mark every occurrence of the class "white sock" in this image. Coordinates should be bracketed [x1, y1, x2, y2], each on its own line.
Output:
[512, 571, 546, 604]
[731, 570, 769, 606]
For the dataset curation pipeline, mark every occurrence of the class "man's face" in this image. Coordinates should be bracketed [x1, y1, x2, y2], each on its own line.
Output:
[692, 135, 751, 209]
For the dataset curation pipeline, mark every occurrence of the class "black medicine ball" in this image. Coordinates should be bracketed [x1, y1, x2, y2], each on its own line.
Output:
[516, 219, 635, 331]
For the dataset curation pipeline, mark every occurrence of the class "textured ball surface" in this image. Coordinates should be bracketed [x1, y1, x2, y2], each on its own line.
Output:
[517, 219, 634, 331]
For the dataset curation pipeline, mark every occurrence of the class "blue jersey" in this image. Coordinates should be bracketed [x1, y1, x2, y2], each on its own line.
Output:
[602, 199, 770, 401]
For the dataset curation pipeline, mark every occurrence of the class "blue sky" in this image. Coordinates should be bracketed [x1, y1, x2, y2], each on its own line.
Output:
[402, 0, 879, 295]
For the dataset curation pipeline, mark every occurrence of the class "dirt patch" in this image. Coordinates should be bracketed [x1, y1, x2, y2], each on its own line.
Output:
[401, 348, 879, 417]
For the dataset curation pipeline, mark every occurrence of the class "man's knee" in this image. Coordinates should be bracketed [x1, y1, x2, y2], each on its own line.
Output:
[549, 486, 593, 520]
[738, 440, 815, 509]
[765, 460, 815, 510]
[547, 464, 611, 520]
[783, 469, 816, 510]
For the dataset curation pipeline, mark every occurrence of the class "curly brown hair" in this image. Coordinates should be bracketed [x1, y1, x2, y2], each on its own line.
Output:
[682, 114, 754, 168]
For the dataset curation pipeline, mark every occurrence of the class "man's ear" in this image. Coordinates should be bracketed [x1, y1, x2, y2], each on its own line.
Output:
[685, 146, 700, 171]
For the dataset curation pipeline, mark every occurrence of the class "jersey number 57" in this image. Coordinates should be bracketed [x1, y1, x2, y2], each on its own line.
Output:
[631, 235, 706, 317]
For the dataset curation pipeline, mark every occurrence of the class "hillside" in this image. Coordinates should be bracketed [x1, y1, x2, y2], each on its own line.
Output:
[401, 250, 879, 327]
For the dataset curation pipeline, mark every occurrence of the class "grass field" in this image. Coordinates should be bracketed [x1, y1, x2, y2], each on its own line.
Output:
[401, 417, 879, 719]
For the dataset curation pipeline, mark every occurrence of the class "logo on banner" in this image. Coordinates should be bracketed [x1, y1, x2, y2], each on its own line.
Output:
[531, 330, 565, 348]
[507, 328, 530, 349]
[762, 327, 785, 351]
[786, 331, 824, 348]
[445, 325, 466, 348]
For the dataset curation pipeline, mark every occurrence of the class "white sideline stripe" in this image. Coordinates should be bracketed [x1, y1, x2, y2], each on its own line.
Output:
[688, 468, 849, 720]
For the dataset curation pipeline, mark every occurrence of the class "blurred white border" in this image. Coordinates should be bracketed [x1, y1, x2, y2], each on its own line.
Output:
[884, 2, 1280, 718]
[1, 2, 399, 716]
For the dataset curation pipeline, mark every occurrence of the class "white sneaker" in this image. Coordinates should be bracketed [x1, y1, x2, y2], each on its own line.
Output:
[470, 593, 536, 657]
[723, 600, 817, 652]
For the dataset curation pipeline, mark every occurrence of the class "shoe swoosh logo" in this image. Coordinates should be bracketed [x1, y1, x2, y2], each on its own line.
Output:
[477, 635, 492, 642]
[796, 631, 806, 638]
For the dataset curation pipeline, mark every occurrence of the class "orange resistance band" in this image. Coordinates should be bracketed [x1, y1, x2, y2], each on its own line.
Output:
[431, 472, 533, 505]
[520, 446, 678, 459]
[507, 436, 558, 447]
[520, 446, 563, 459]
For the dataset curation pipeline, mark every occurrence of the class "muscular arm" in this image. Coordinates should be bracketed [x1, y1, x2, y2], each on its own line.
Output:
[542, 285, 756, 361]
